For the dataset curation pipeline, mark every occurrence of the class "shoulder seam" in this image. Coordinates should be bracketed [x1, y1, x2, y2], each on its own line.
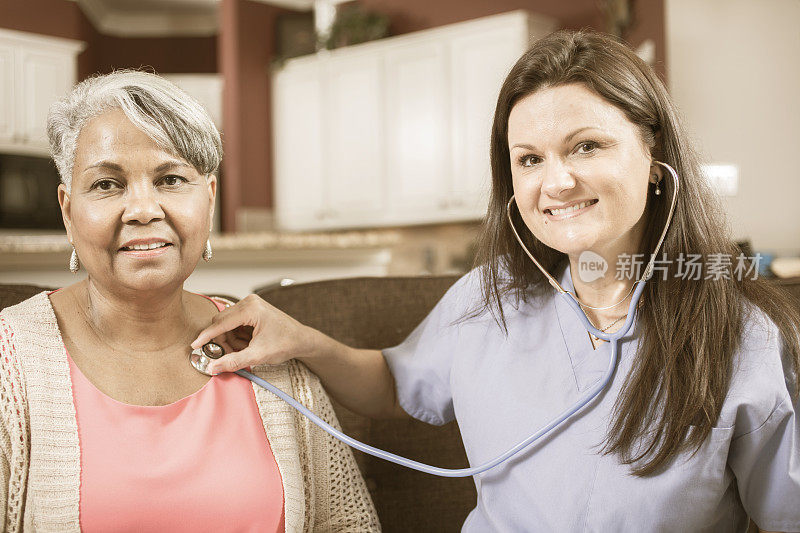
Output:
[731, 397, 791, 442]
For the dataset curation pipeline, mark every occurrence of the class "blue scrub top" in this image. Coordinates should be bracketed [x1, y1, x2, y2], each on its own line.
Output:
[383, 264, 800, 532]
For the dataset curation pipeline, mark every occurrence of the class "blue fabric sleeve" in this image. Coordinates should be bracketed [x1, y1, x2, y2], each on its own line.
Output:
[382, 270, 481, 426]
[726, 307, 800, 531]
[728, 397, 799, 531]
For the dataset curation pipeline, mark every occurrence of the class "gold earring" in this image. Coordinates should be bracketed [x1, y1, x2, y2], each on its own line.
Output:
[202, 240, 213, 262]
[69, 246, 80, 273]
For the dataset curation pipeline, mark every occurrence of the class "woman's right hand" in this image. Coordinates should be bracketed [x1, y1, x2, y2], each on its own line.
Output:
[191, 294, 321, 375]
[193, 294, 406, 419]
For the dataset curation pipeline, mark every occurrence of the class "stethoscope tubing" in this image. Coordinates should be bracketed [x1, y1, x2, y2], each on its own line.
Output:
[235, 279, 645, 478]
[230, 162, 678, 478]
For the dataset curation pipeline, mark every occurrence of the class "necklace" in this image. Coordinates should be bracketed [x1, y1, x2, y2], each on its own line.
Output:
[586, 314, 627, 349]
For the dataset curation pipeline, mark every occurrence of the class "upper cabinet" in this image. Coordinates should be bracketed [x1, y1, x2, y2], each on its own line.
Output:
[273, 11, 557, 231]
[161, 74, 223, 129]
[0, 29, 85, 157]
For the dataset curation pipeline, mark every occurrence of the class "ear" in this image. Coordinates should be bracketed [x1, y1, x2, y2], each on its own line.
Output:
[649, 162, 665, 185]
[206, 174, 217, 226]
[57, 183, 73, 244]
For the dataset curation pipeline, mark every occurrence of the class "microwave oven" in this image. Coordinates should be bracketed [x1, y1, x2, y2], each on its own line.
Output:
[0, 154, 63, 230]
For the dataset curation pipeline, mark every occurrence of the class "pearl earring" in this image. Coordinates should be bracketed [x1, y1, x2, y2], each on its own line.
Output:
[652, 175, 662, 196]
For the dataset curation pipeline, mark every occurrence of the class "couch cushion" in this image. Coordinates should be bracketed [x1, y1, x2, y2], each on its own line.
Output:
[0, 283, 53, 311]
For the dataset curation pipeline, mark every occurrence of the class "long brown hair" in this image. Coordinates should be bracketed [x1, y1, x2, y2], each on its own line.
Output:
[474, 30, 800, 475]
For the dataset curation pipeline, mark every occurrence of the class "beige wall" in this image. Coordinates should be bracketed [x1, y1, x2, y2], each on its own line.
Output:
[666, 0, 800, 256]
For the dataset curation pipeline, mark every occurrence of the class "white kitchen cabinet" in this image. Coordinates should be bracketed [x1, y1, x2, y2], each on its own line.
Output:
[323, 51, 385, 225]
[20, 49, 74, 149]
[273, 60, 326, 229]
[161, 74, 223, 129]
[275, 52, 386, 231]
[0, 43, 15, 142]
[0, 29, 84, 156]
[273, 10, 557, 231]
[384, 39, 450, 223]
[448, 15, 534, 219]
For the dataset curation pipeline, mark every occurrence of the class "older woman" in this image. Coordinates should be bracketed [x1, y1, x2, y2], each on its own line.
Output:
[0, 71, 379, 532]
[193, 31, 800, 532]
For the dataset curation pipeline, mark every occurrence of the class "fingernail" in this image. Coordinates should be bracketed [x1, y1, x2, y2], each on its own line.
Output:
[190, 340, 200, 349]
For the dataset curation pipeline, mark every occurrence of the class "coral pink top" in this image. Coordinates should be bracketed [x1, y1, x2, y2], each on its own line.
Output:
[66, 299, 285, 532]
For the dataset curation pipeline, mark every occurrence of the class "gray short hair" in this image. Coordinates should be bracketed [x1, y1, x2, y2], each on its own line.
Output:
[47, 70, 222, 189]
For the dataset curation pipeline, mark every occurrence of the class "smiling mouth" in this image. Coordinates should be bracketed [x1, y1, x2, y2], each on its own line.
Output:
[544, 199, 598, 216]
[120, 243, 172, 252]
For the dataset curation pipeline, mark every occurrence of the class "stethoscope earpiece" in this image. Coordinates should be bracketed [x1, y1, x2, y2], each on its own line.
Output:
[189, 342, 225, 376]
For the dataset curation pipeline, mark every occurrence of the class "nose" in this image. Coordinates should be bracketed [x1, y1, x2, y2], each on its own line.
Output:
[121, 184, 165, 225]
[540, 158, 577, 198]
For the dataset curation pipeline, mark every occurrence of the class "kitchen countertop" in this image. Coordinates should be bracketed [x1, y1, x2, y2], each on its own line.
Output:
[0, 229, 402, 254]
[0, 229, 403, 295]
[0, 230, 403, 274]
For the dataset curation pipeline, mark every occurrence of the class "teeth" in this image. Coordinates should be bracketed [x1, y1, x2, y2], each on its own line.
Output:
[126, 243, 167, 251]
[548, 200, 596, 216]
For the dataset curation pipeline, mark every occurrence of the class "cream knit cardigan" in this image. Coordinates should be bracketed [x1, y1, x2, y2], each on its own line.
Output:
[0, 293, 380, 532]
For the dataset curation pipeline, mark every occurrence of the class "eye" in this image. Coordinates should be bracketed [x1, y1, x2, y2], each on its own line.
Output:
[159, 175, 188, 186]
[576, 141, 599, 154]
[518, 154, 542, 168]
[92, 179, 120, 191]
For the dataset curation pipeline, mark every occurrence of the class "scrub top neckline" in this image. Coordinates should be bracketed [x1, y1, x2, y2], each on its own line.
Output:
[554, 264, 624, 393]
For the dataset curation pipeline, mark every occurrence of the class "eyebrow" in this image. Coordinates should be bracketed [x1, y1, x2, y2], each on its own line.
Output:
[84, 161, 124, 173]
[563, 126, 602, 143]
[83, 160, 191, 173]
[153, 160, 192, 173]
[509, 126, 608, 151]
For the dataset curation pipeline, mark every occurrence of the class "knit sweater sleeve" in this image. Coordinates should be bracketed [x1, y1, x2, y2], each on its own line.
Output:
[287, 361, 381, 532]
[0, 315, 28, 533]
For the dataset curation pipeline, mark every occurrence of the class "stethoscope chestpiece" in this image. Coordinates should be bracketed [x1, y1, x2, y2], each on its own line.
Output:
[189, 342, 225, 376]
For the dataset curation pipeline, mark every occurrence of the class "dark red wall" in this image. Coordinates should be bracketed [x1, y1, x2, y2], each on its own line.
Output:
[88, 34, 217, 77]
[359, 0, 603, 33]
[0, 0, 85, 40]
[0, 0, 217, 80]
[626, 0, 666, 80]
[219, 0, 282, 230]
[359, 0, 665, 80]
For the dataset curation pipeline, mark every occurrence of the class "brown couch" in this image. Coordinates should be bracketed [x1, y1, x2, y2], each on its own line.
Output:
[3, 275, 800, 532]
[0, 277, 474, 532]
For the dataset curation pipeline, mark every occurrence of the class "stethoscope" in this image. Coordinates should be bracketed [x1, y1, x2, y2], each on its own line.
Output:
[190, 161, 680, 478]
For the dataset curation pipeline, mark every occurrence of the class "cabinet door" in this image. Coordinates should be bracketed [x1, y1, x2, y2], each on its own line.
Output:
[0, 44, 16, 143]
[322, 52, 385, 227]
[273, 62, 326, 231]
[162, 74, 223, 128]
[449, 25, 529, 218]
[20, 49, 74, 148]
[384, 41, 450, 225]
